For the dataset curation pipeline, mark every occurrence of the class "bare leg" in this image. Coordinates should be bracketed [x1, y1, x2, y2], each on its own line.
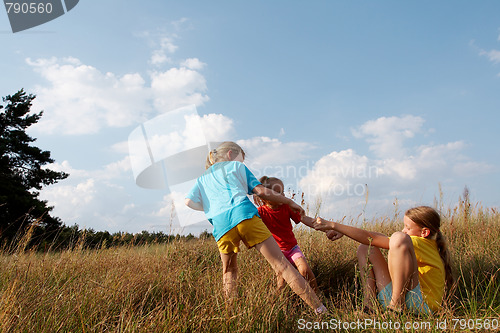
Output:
[255, 237, 324, 311]
[387, 232, 419, 310]
[357, 244, 391, 310]
[294, 256, 319, 294]
[276, 273, 286, 292]
[219, 252, 238, 302]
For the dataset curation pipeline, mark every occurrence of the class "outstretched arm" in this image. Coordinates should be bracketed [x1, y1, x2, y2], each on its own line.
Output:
[253, 185, 305, 216]
[302, 216, 344, 241]
[300, 215, 316, 229]
[313, 217, 389, 249]
[185, 198, 204, 211]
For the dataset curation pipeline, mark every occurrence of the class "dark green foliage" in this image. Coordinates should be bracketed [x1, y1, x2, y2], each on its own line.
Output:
[43, 224, 201, 251]
[0, 89, 68, 243]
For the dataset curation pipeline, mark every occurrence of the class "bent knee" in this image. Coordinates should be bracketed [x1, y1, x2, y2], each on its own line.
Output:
[389, 231, 412, 250]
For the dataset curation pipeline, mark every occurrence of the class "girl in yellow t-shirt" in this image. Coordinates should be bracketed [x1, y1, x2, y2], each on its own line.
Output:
[314, 206, 453, 314]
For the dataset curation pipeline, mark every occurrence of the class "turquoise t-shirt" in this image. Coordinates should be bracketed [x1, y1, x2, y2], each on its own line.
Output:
[186, 161, 261, 241]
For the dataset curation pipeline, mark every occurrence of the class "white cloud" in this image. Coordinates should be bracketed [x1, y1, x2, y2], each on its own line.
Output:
[352, 115, 425, 159]
[198, 113, 235, 142]
[27, 52, 210, 135]
[27, 57, 151, 135]
[43, 160, 89, 178]
[150, 67, 209, 112]
[40, 156, 148, 232]
[160, 37, 178, 53]
[181, 58, 206, 70]
[101, 156, 132, 179]
[298, 115, 492, 218]
[151, 50, 171, 66]
[150, 37, 178, 65]
[238, 136, 312, 169]
[110, 141, 131, 154]
[41, 178, 96, 220]
[299, 149, 376, 197]
[480, 49, 500, 64]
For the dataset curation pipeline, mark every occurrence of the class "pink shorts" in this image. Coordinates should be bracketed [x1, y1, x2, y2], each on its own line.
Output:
[282, 245, 305, 265]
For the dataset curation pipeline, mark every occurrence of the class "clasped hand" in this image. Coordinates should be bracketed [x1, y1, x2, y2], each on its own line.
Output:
[313, 217, 344, 241]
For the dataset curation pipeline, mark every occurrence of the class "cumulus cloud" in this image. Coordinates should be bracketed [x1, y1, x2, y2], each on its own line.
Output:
[27, 57, 151, 135]
[40, 157, 145, 231]
[150, 67, 209, 112]
[150, 37, 178, 65]
[352, 115, 425, 159]
[27, 53, 209, 135]
[299, 115, 492, 218]
[299, 149, 376, 196]
[198, 113, 235, 142]
[41, 178, 96, 221]
[181, 58, 206, 70]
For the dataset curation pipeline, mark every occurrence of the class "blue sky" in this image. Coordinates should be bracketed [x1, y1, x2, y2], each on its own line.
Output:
[1, 1, 499, 234]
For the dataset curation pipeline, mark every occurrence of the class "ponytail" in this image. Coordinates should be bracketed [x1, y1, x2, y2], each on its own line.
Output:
[436, 230, 454, 291]
[205, 141, 245, 169]
[205, 149, 217, 169]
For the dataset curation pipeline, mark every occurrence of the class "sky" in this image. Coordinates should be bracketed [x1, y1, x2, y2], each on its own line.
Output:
[1, 1, 499, 235]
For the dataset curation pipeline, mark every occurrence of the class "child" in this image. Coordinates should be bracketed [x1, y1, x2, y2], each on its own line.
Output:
[255, 176, 339, 293]
[185, 141, 328, 314]
[314, 206, 453, 314]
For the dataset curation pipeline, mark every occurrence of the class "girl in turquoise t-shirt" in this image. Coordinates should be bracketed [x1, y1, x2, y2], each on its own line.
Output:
[185, 141, 327, 314]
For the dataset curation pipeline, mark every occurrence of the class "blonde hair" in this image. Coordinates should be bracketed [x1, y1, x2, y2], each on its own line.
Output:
[205, 141, 245, 169]
[405, 206, 453, 290]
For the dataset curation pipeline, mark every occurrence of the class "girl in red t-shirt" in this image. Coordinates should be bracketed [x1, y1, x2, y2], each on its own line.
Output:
[255, 176, 342, 293]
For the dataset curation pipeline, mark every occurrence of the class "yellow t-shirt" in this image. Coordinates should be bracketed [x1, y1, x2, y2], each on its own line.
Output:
[410, 236, 445, 313]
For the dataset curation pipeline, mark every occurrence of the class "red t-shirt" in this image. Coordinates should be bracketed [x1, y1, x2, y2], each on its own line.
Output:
[258, 204, 301, 252]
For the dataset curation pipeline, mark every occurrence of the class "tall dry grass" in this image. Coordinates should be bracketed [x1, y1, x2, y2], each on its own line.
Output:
[0, 198, 498, 332]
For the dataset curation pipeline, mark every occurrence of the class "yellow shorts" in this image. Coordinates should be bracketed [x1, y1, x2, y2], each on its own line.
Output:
[216, 215, 272, 254]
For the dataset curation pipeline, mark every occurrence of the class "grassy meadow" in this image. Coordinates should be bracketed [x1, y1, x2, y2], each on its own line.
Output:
[0, 197, 499, 332]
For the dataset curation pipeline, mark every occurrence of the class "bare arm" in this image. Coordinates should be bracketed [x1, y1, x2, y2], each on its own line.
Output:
[325, 229, 344, 241]
[313, 217, 389, 249]
[302, 216, 344, 241]
[300, 215, 316, 229]
[252, 185, 305, 216]
[185, 198, 204, 211]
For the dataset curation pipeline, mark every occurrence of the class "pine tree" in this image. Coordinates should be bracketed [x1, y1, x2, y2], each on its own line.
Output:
[0, 89, 68, 242]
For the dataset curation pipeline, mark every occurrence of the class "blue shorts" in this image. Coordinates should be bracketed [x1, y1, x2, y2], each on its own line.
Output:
[377, 282, 431, 315]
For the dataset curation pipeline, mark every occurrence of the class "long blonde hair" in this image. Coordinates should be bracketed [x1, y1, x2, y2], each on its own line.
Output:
[405, 206, 453, 290]
[205, 141, 245, 169]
